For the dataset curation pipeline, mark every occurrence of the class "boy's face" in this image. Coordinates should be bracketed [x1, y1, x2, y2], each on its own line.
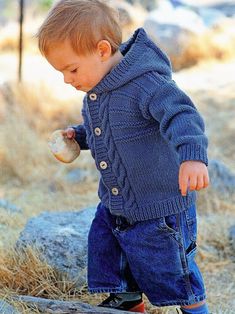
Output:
[46, 40, 111, 92]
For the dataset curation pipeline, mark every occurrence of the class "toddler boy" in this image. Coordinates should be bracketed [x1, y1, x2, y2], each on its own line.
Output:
[37, 1, 210, 313]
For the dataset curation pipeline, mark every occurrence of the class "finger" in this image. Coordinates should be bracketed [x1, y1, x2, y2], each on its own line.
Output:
[196, 175, 204, 190]
[189, 175, 197, 191]
[67, 129, 75, 139]
[179, 173, 189, 196]
[203, 174, 210, 188]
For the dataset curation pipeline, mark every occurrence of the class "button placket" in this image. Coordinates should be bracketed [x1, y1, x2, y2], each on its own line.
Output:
[86, 94, 122, 210]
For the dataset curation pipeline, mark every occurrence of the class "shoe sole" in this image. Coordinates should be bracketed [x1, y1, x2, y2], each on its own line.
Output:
[129, 301, 145, 313]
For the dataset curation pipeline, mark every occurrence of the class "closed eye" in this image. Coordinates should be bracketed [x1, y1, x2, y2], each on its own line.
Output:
[71, 68, 78, 73]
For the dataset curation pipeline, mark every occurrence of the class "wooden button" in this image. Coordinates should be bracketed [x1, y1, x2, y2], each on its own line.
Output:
[89, 93, 97, 101]
[95, 127, 101, 136]
[100, 161, 108, 170]
[111, 188, 119, 195]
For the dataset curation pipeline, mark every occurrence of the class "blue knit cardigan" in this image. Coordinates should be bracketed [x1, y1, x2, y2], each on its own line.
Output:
[73, 28, 208, 223]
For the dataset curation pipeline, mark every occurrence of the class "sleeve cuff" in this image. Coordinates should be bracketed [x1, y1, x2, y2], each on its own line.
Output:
[71, 125, 89, 150]
[178, 144, 208, 166]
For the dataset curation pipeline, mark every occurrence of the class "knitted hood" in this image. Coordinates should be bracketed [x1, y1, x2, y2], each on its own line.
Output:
[92, 28, 172, 94]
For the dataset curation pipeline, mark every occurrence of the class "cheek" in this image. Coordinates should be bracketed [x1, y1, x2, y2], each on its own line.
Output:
[96, 68, 106, 81]
[88, 72, 102, 84]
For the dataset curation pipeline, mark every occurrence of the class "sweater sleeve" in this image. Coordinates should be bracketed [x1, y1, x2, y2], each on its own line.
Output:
[71, 124, 89, 150]
[142, 80, 208, 165]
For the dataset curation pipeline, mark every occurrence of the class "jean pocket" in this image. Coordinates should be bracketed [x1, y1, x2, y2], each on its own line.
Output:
[113, 216, 137, 233]
[186, 241, 197, 260]
[159, 213, 180, 235]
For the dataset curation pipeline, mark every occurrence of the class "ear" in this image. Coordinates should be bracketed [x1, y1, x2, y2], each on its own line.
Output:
[96, 40, 112, 61]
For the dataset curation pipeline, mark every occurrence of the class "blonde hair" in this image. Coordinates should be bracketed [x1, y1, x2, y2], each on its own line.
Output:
[37, 0, 122, 56]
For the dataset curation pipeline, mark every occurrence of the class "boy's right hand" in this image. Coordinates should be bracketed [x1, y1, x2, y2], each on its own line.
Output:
[61, 127, 76, 139]
[48, 128, 80, 163]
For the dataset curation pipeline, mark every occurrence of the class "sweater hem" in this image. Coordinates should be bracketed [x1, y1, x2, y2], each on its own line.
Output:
[124, 193, 196, 224]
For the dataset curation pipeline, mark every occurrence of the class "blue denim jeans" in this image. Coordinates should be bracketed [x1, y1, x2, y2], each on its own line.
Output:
[88, 202, 207, 307]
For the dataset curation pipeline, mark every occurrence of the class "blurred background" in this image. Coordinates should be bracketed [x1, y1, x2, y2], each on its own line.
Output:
[0, 1, 235, 313]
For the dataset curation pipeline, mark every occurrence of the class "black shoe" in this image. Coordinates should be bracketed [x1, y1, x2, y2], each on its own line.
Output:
[98, 292, 145, 312]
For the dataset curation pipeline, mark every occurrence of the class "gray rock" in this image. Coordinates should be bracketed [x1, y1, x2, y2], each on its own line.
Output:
[0, 199, 22, 214]
[64, 168, 99, 184]
[0, 1, 7, 25]
[111, 1, 133, 26]
[208, 159, 235, 197]
[125, 0, 158, 11]
[0, 300, 20, 314]
[16, 207, 97, 287]
[144, 20, 194, 57]
[144, 3, 206, 58]
[164, 1, 231, 26]
[197, 7, 227, 27]
[210, 2, 235, 18]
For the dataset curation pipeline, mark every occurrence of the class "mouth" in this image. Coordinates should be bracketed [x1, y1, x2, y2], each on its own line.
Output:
[71, 83, 81, 90]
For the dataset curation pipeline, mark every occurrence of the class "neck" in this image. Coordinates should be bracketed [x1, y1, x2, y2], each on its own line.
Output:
[109, 50, 123, 71]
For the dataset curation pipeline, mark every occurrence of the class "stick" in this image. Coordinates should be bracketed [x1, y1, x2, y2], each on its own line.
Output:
[18, 0, 24, 82]
[13, 295, 141, 314]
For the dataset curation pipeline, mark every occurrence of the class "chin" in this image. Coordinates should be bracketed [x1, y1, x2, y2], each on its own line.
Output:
[83, 88, 92, 92]
[75, 86, 88, 92]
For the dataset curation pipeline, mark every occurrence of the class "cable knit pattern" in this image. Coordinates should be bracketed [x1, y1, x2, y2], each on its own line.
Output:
[72, 28, 208, 223]
[100, 100, 137, 210]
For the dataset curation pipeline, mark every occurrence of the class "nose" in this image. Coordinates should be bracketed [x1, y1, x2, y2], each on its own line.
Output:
[63, 73, 73, 84]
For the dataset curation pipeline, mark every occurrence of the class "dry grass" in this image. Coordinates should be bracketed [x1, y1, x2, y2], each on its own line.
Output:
[0, 82, 83, 184]
[0, 82, 82, 134]
[0, 247, 88, 313]
[172, 20, 235, 71]
[0, 21, 38, 54]
[0, 247, 76, 297]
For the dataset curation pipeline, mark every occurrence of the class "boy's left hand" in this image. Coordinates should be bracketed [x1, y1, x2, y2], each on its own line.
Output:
[179, 161, 209, 196]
